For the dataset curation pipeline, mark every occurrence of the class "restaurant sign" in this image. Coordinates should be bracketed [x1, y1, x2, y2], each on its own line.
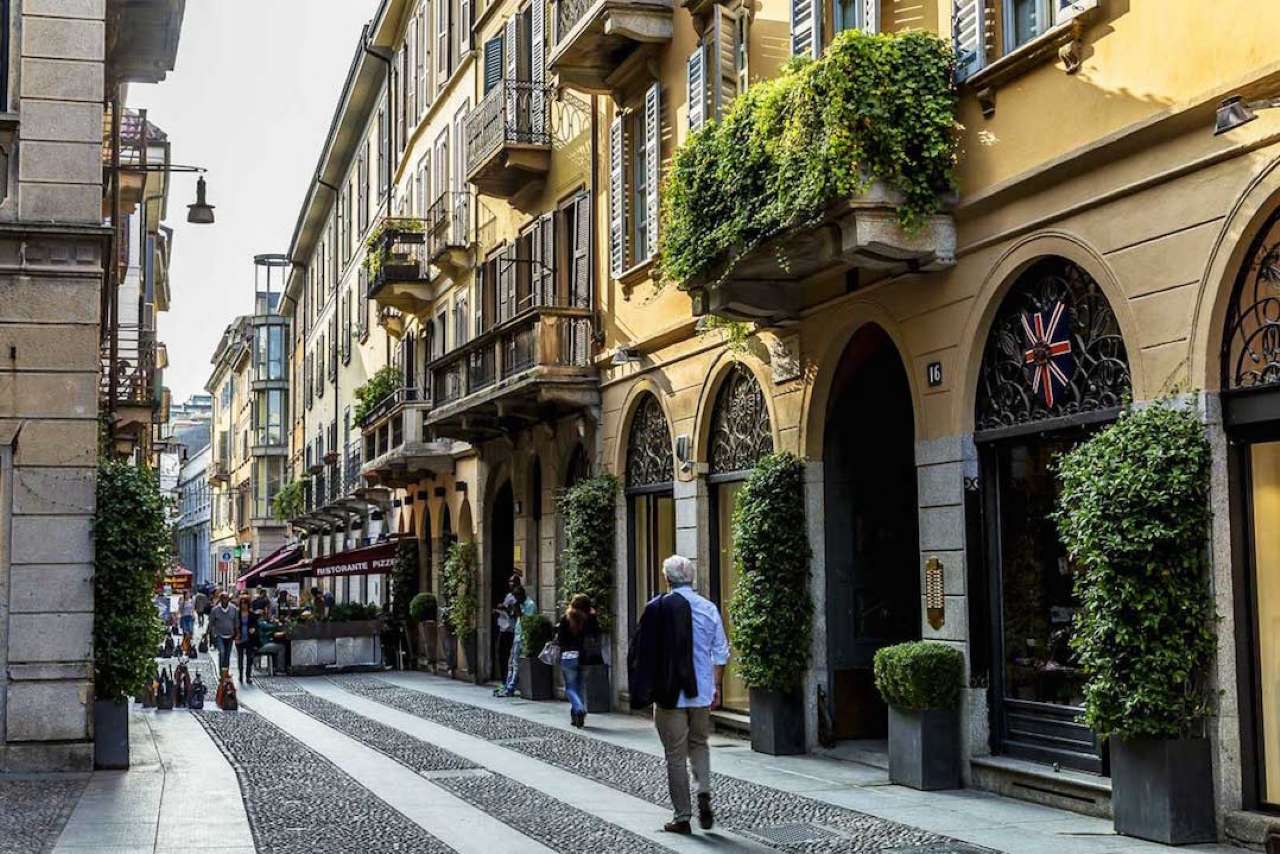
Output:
[311, 541, 399, 578]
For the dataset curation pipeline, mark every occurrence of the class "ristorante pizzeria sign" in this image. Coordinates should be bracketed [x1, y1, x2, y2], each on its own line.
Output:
[311, 542, 399, 578]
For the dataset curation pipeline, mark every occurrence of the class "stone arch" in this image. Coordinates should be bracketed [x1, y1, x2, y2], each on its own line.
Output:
[691, 353, 778, 469]
[613, 378, 678, 481]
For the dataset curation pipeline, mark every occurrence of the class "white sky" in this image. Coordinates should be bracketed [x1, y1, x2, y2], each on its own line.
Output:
[129, 1, 380, 404]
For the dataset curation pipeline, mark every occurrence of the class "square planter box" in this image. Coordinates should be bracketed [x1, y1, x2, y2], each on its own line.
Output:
[887, 706, 960, 790]
[519, 658, 554, 700]
[749, 687, 805, 755]
[94, 698, 129, 770]
[1111, 736, 1216, 845]
[582, 664, 611, 713]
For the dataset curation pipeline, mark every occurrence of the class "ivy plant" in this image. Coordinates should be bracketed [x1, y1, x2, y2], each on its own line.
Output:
[727, 452, 813, 693]
[658, 29, 958, 290]
[353, 364, 403, 425]
[441, 541, 478, 641]
[95, 460, 169, 701]
[362, 216, 427, 279]
[559, 474, 618, 631]
[272, 479, 306, 523]
[1054, 402, 1218, 740]
[388, 538, 420, 631]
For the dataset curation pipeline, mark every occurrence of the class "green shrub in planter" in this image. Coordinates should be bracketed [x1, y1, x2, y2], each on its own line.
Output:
[559, 475, 618, 631]
[441, 542, 478, 641]
[409, 592, 438, 623]
[520, 613, 555, 657]
[326, 602, 381, 623]
[873, 642, 964, 711]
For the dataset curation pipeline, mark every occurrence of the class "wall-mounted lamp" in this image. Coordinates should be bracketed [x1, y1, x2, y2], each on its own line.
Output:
[1214, 95, 1280, 135]
[611, 347, 641, 366]
[675, 434, 692, 473]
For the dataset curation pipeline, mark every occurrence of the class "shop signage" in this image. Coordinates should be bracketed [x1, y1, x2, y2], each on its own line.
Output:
[311, 541, 399, 578]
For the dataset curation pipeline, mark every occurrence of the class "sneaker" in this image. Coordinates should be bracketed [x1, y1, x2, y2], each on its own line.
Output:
[697, 793, 714, 830]
[663, 820, 692, 835]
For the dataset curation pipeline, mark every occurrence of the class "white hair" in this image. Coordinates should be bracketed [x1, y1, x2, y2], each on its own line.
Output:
[662, 554, 695, 586]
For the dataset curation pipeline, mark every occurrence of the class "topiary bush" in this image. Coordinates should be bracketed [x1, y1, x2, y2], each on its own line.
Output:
[441, 541, 478, 641]
[727, 452, 813, 692]
[1054, 402, 1217, 740]
[409, 592, 438, 623]
[519, 613, 555, 659]
[559, 474, 618, 631]
[873, 641, 965, 711]
[95, 460, 169, 701]
[658, 29, 958, 290]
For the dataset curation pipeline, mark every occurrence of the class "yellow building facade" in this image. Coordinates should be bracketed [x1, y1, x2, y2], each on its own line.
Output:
[281, 0, 1280, 837]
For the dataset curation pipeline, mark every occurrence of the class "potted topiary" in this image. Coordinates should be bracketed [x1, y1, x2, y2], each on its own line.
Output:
[518, 613, 556, 700]
[873, 641, 964, 790]
[441, 542, 478, 681]
[559, 475, 618, 712]
[728, 453, 813, 755]
[1055, 402, 1218, 845]
[409, 592, 438, 669]
[94, 461, 168, 769]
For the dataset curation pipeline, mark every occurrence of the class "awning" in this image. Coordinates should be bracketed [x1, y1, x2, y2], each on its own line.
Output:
[263, 558, 311, 579]
[236, 545, 301, 590]
[310, 541, 399, 578]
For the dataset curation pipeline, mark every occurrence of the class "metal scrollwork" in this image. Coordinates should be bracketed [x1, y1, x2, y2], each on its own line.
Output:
[976, 258, 1131, 432]
[709, 364, 774, 474]
[1225, 212, 1280, 390]
[625, 394, 674, 488]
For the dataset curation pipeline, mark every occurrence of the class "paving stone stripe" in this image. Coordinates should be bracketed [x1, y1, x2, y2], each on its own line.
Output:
[193, 705, 455, 853]
[330, 675, 986, 854]
[255, 676, 672, 854]
[0, 778, 86, 854]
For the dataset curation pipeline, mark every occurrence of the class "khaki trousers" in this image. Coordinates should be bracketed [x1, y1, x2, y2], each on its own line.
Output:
[654, 705, 712, 822]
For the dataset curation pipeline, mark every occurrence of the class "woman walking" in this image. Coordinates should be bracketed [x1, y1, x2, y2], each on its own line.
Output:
[179, 592, 195, 639]
[556, 594, 602, 728]
[235, 594, 259, 685]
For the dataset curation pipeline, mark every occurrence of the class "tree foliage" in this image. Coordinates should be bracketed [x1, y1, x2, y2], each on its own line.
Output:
[873, 641, 965, 711]
[95, 460, 168, 701]
[727, 453, 813, 692]
[271, 479, 306, 522]
[1054, 402, 1217, 740]
[441, 541, 478, 641]
[559, 475, 618, 631]
[658, 29, 958, 289]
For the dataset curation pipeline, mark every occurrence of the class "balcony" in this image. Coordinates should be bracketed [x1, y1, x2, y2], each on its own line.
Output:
[367, 218, 434, 314]
[209, 460, 230, 485]
[549, 0, 673, 93]
[427, 191, 474, 281]
[465, 79, 553, 205]
[427, 302, 598, 443]
[360, 387, 454, 489]
[104, 323, 161, 441]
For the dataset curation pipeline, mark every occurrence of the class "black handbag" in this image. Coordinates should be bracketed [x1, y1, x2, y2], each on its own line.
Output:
[188, 675, 205, 710]
[197, 636, 209, 654]
[156, 668, 174, 710]
[162, 636, 175, 658]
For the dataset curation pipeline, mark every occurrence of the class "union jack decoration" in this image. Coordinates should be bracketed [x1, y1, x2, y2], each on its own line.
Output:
[1022, 302, 1074, 407]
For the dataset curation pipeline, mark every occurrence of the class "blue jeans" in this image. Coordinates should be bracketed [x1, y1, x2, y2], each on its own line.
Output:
[214, 635, 233, 671]
[561, 653, 584, 714]
[503, 634, 523, 694]
[180, 615, 194, 636]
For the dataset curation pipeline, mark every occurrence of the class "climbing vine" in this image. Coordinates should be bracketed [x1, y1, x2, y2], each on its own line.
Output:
[559, 475, 618, 631]
[441, 541, 478, 641]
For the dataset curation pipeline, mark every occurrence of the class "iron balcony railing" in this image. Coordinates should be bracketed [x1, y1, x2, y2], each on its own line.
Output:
[556, 0, 595, 41]
[103, 323, 159, 407]
[344, 439, 363, 494]
[369, 217, 428, 295]
[427, 190, 471, 262]
[465, 78, 553, 178]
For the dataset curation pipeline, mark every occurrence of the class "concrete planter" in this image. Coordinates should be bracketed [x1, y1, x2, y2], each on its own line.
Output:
[887, 706, 960, 790]
[582, 664, 611, 712]
[288, 620, 383, 673]
[1112, 736, 1216, 845]
[94, 698, 129, 770]
[519, 658, 554, 700]
[749, 687, 805, 755]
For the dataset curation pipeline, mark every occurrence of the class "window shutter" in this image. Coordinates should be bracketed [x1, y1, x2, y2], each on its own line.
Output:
[531, 0, 546, 139]
[460, 0, 472, 46]
[953, 0, 987, 82]
[791, 0, 819, 59]
[537, 211, 555, 306]
[862, 0, 879, 33]
[504, 16, 518, 123]
[498, 246, 514, 322]
[1054, 0, 1096, 24]
[417, 8, 429, 116]
[437, 0, 449, 88]
[572, 195, 590, 308]
[484, 35, 503, 94]
[711, 5, 737, 119]
[644, 81, 661, 261]
[686, 46, 705, 133]
[609, 114, 625, 278]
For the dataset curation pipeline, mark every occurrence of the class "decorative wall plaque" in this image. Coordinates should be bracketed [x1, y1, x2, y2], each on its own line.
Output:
[925, 556, 945, 630]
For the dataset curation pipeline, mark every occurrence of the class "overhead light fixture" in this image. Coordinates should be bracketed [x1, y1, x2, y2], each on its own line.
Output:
[1212, 94, 1280, 136]
[611, 347, 641, 366]
[187, 175, 216, 224]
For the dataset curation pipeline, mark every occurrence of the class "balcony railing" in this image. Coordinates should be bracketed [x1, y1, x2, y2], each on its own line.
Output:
[368, 218, 429, 306]
[465, 79, 554, 199]
[359, 385, 451, 487]
[550, 0, 673, 93]
[103, 323, 160, 410]
[427, 190, 472, 275]
[344, 439, 363, 495]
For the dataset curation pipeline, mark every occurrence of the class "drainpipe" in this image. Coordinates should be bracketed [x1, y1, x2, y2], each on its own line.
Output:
[363, 37, 396, 468]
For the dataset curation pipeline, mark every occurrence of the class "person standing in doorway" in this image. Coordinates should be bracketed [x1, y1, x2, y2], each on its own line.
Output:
[208, 591, 237, 674]
[556, 593, 602, 728]
[628, 555, 729, 835]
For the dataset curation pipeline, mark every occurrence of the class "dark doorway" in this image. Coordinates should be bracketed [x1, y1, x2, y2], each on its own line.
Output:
[824, 324, 920, 740]
[491, 481, 516, 681]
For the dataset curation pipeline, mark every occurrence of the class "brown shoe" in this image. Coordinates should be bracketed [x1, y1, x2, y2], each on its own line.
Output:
[698, 793, 714, 830]
[663, 820, 692, 835]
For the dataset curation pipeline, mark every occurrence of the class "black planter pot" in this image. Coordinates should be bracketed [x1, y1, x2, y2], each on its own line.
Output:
[582, 664, 611, 713]
[461, 636, 478, 682]
[749, 687, 805, 755]
[519, 658, 554, 700]
[1111, 736, 1216, 845]
[94, 698, 129, 770]
[887, 706, 960, 790]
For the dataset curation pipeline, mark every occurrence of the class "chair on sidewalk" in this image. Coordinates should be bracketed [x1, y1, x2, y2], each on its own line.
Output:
[254, 642, 285, 677]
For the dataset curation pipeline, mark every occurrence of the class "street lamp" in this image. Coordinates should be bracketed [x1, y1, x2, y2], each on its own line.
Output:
[187, 175, 215, 224]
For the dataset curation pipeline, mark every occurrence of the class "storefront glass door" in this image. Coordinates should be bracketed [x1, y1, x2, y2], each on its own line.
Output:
[715, 480, 748, 713]
[630, 492, 675, 628]
[1249, 441, 1280, 807]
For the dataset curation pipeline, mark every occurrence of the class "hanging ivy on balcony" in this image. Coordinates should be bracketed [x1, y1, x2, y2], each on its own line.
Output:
[271, 479, 307, 523]
[353, 364, 403, 425]
[559, 474, 618, 631]
[658, 29, 958, 289]
[362, 217, 426, 279]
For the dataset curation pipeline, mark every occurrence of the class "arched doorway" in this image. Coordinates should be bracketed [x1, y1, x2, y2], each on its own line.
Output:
[625, 393, 676, 633]
[824, 324, 919, 741]
[491, 481, 516, 680]
[975, 256, 1131, 775]
[1222, 207, 1280, 810]
[708, 363, 773, 714]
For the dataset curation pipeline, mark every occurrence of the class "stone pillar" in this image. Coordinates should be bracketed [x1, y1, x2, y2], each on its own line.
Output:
[803, 459, 827, 751]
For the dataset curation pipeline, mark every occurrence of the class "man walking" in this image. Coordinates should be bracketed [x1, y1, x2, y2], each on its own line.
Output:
[193, 588, 208, 629]
[208, 590, 237, 673]
[628, 554, 730, 835]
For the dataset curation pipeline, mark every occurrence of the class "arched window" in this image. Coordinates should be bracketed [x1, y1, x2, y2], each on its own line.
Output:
[976, 257, 1131, 433]
[1224, 208, 1280, 391]
[624, 393, 676, 632]
[709, 363, 774, 475]
[626, 393, 674, 488]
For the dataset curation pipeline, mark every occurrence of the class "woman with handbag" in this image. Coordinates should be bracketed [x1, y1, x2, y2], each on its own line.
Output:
[234, 594, 259, 685]
[556, 594, 602, 728]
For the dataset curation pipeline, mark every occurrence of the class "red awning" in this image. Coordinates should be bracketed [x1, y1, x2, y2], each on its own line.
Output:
[310, 541, 399, 578]
[262, 557, 311, 579]
[236, 545, 301, 590]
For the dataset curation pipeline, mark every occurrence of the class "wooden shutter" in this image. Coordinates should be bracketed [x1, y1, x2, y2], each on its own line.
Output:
[504, 16, 519, 131]
[862, 0, 879, 33]
[437, 0, 449, 88]
[571, 194, 590, 308]
[711, 5, 737, 119]
[498, 245, 515, 322]
[687, 46, 705, 133]
[460, 0, 472, 47]
[531, 0, 546, 139]
[791, 0, 819, 59]
[484, 35, 503, 94]
[609, 114, 625, 278]
[417, 7, 429, 116]
[533, 212, 553, 306]
[953, 0, 987, 81]
[644, 81, 661, 261]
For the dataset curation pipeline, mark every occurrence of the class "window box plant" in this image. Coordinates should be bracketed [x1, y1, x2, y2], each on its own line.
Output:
[873, 641, 963, 790]
[727, 453, 813, 755]
[1055, 402, 1217, 845]
[518, 613, 555, 700]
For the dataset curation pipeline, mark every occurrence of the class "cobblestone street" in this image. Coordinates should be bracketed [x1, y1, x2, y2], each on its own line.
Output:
[4, 669, 1242, 854]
